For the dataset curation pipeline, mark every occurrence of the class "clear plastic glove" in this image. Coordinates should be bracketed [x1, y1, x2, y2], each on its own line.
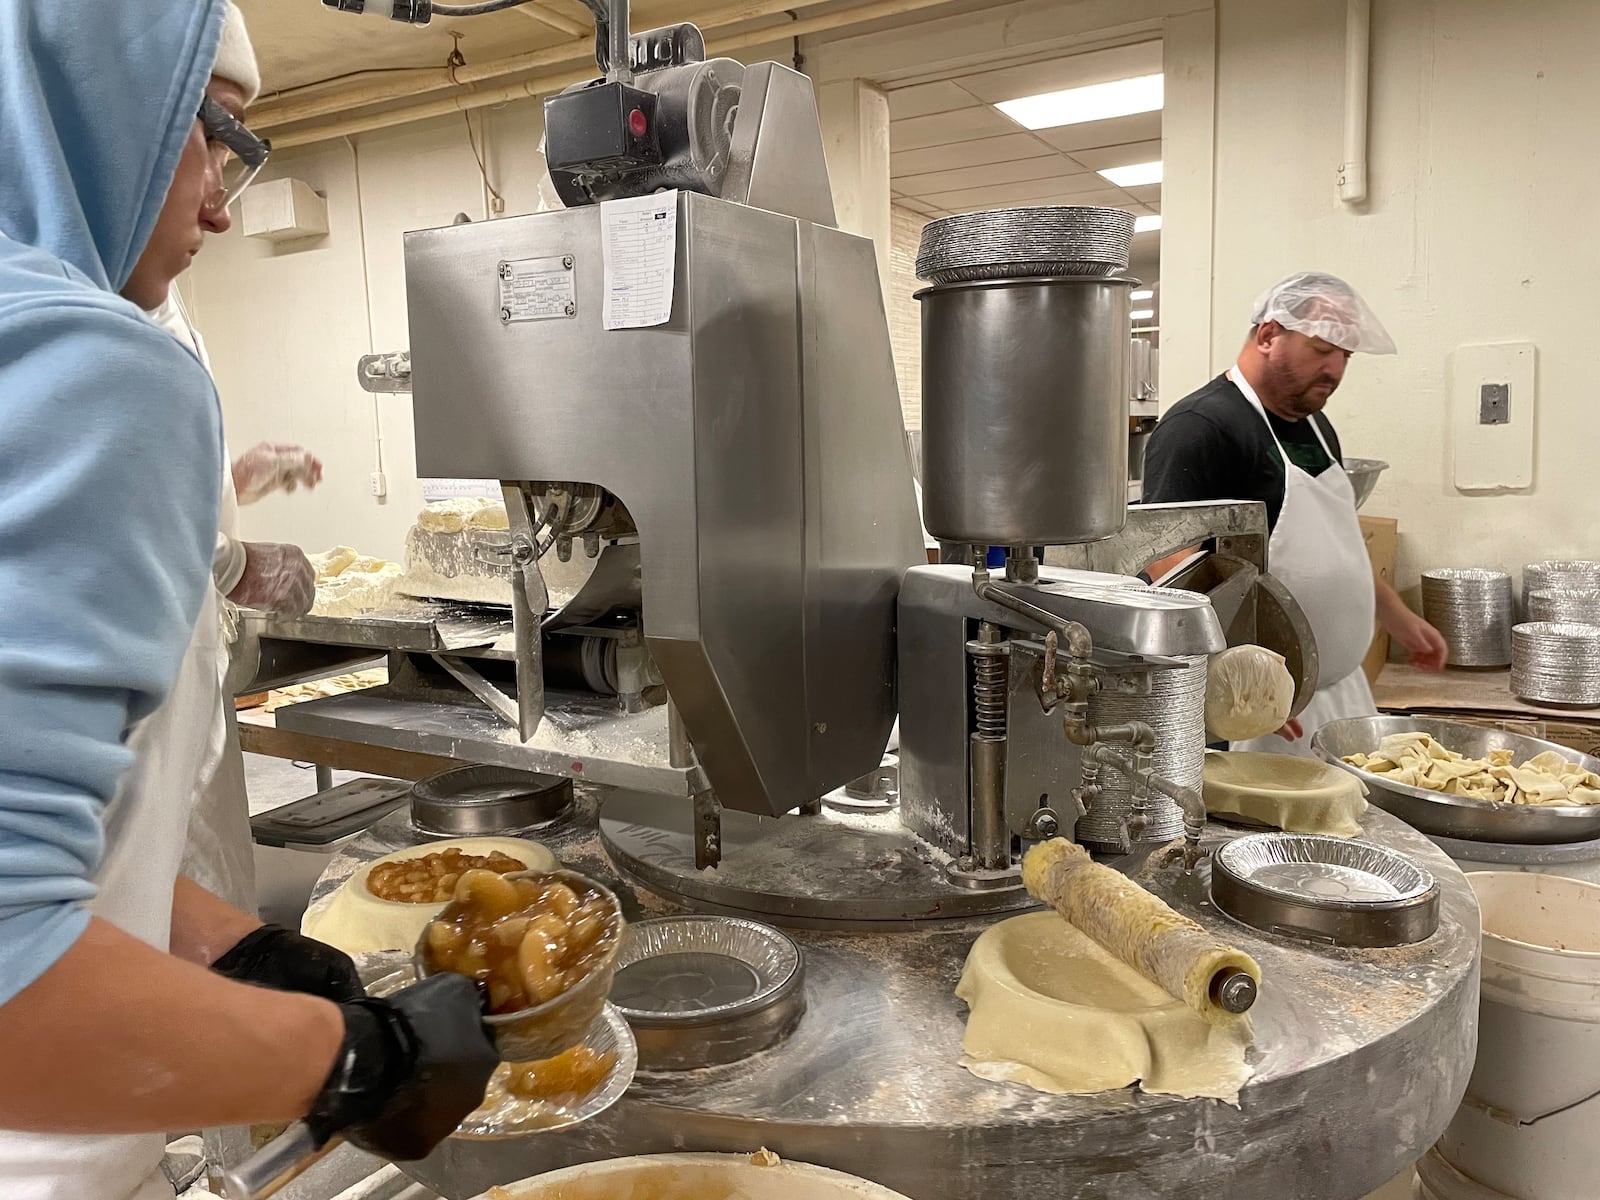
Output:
[211, 925, 365, 1003]
[306, 974, 499, 1161]
[1393, 612, 1450, 672]
[232, 442, 323, 505]
[228, 542, 316, 616]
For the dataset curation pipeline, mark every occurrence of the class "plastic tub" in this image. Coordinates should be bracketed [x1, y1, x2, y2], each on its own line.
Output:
[1432, 873, 1600, 1199]
[473, 1152, 915, 1200]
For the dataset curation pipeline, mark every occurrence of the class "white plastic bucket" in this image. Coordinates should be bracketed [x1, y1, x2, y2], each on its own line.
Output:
[472, 1153, 916, 1200]
[1432, 872, 1600, 1200]
[1415, 1148, 1515, 1200]
[1466, 872, 1600, 1117]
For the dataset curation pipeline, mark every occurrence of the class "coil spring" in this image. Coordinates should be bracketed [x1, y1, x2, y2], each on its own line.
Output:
[972, 648, 1008, 741]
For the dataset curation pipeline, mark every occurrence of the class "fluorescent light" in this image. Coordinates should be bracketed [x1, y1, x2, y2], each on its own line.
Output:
[1098, 160, 1163, 188]
[1131, 289, 1154, 300]
[1130, 308, 1156, 321]
[996, 73, 1163, 131]
[1134, 214, 1162, 233]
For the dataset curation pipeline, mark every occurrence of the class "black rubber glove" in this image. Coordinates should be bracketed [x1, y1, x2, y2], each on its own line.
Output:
[306, 974, 499, 1161]
[212, 925, 366, 1003]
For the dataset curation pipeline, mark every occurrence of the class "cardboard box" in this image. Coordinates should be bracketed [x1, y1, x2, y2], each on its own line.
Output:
[1361, 516, 1398, 685]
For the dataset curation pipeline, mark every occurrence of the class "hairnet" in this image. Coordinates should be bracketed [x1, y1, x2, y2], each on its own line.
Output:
[1249, 271, 1396, 355]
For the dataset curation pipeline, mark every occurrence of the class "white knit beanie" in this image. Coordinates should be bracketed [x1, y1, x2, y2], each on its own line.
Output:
[212, 4, 262, 105]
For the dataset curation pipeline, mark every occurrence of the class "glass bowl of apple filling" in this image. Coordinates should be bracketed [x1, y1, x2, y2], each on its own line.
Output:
[417, 867, 625, 1063]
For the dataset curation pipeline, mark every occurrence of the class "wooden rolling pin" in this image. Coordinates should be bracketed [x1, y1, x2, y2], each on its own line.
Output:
[1022, 839, 1260, 1023]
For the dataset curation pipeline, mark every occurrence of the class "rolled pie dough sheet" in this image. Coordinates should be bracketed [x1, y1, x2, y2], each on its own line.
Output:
[1021, 839, 1260, 1026]
[956, 913, 1253, 1103]
[1203, 750, 1368, 837]
[301, 836, 558, 956]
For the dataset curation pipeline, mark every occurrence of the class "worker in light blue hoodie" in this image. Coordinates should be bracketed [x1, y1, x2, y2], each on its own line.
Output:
[0, 3, 496, 1195]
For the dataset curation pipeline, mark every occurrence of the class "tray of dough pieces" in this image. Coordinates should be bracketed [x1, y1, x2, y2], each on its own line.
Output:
[1313, 715, 1600, 845]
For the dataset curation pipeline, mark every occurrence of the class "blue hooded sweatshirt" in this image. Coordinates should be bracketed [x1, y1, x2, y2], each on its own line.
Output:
[0, 0, 226, 1006]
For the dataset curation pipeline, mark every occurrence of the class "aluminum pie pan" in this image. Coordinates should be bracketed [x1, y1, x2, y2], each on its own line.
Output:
[1312, 714, 1600, 844]
[410, 764, 574, 836]
[1210, 832, 1440, 947]
[1421, 569, 1514, 667]
[1529, 589, 1600, 625]
[1512, 621, 1600, 706]
[366, 964, 637, 1138]
[919, 259, 1128, 284]
[1523, 561, 1600, 612]
[609, 916, 806, 1070]
[915, 206, 1134, 281]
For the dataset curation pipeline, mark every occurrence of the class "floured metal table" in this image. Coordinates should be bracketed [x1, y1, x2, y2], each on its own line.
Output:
[308, 800, 1480, 1200]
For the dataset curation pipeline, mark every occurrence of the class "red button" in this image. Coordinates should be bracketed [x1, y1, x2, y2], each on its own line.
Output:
[628, 108, 648, 138]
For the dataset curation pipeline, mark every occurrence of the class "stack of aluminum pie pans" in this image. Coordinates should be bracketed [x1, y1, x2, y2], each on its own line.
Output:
[915, 206, 1135, 284]
[1076, 655, 1206, 850]
[1512, 622, 1600, 706]
[1522, 560, 1600, 614]
[1528, 588, 1600, 626]
[1421, 569, 1514, 667]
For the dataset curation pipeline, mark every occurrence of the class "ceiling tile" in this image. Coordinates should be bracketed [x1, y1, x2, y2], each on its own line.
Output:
[954, 41, 1163, 105]
[891, 106, 1021, 151]
[1124, 184, 1162, 205]
[1036, 111, 1162, 154]
[1070, 140, 1164, 171]
[894, 155, 1090, 196]
[921, 177, 1137, 213]
[890, 133, 1055, 178]
[886, 81, 983, 121]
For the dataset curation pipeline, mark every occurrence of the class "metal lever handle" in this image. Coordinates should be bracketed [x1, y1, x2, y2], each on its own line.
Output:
[221, 1122, 338, 1199]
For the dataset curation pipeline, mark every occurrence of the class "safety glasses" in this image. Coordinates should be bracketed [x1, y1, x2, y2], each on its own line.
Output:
[198, 95, 271, 212]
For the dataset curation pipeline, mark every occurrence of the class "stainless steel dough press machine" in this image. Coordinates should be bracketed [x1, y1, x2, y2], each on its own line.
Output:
[249, 1, 1482, 1194]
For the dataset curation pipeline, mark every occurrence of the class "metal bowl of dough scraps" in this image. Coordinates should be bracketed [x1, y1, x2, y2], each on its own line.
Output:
[1210, 833, 1440, 947]
[1312, 715, 1600, 845]
[1341, 457, 1388, 510]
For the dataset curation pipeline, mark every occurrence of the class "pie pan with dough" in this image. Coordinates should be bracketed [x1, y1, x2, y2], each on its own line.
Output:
[1203, 749, 1368, 837]
[300, 836, 559, 956]
[368, 961, 638, 1138]
[956, 912, 1252, 1103]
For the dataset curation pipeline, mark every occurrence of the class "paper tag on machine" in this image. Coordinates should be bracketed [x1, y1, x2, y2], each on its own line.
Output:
[601, 190, 678, 330]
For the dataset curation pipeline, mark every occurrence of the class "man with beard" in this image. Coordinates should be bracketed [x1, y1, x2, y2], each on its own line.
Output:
[1141, 272, 1445, 753]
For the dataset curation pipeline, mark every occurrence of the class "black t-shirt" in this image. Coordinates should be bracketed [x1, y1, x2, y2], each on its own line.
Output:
[1141, 373, 1344, 532]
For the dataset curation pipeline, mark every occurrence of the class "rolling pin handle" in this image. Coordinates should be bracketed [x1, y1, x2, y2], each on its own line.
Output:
[1211, 967, 1259, 1014]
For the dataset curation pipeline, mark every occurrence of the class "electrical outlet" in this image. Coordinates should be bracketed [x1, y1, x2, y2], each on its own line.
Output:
[370, 470, 388, 499]
[1479, 382, 1510, 425]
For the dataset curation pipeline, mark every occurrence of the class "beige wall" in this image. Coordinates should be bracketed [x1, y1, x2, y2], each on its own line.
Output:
[888, 204, 927, 431]
[197, 0, 1600, 592]
[188, 100, 555, 561]
[1192, 0, 1600, 592]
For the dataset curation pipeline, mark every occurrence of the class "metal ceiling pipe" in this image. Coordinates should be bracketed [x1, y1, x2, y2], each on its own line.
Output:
[253, 0, 830, 133]
[265, 0, 956, 148]
[1338, 0, 1370, 203]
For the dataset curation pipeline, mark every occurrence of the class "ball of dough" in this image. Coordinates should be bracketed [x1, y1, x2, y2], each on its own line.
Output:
[1205, 645, 1295, 742]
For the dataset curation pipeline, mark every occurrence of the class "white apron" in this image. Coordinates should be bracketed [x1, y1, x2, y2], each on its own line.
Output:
[0, 586, 228, 1199]
[155, 292, 257, 913]
[1227, 369, 1377, 757]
